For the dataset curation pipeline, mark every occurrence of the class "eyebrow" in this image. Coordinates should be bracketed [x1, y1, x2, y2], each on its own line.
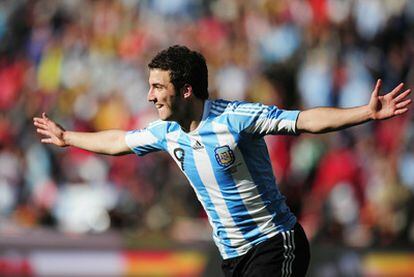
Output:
[151, 82, 165, 88]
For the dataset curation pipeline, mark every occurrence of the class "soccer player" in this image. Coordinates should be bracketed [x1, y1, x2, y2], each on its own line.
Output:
[33, 45, 411, 276]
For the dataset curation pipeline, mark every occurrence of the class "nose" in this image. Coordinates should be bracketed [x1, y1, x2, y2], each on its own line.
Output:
[147, 87, 155, 102]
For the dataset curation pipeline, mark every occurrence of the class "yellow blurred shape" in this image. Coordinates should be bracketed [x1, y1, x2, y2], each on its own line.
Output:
[363, 253, 414, 276]
[37, 46, 63, 92]
[124, 250, 207, 277]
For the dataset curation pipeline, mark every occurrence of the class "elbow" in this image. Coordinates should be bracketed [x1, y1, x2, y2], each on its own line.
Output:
[297, 110, 333, 134]
[100, 148, 130, 156]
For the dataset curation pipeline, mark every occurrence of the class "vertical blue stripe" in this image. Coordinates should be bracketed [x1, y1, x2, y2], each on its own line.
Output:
[177, 132, 237, 258]
[238, 136, 296, 231]
[200, 120, 262, 242]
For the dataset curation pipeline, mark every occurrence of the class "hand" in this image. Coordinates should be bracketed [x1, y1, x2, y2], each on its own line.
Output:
[369, 79, 412, 120]
[33, 112, 68, 147]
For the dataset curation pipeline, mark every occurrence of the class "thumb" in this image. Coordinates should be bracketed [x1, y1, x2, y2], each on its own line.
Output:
[372, 79, 381, 97]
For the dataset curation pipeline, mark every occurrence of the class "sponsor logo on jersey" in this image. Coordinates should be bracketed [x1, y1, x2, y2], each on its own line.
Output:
[214, 145, 235, 167]
[192, 140, 204, 150]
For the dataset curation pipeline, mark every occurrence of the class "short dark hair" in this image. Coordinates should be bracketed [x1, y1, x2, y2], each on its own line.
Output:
[148, 45, 209, 100]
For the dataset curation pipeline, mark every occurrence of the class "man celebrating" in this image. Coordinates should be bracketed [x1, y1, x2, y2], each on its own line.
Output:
[34, 45, 411, 276]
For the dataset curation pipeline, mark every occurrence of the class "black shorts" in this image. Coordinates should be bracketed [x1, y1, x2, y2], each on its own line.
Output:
[221, 223, 310, 277]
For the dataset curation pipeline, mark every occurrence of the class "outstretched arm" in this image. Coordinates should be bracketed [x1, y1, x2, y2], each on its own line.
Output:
[33, 113, 132, 155]
[296, 80, 412, 134]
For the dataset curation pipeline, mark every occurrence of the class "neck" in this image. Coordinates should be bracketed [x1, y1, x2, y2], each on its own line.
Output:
[178, 99, 205, 133]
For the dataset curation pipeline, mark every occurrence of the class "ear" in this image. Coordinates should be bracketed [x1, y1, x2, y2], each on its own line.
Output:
[181, 84, 193, 99]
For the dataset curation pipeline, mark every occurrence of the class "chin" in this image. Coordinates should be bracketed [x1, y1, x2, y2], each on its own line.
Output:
[158, 113, 173, 121]
[157, 107, 176, 121]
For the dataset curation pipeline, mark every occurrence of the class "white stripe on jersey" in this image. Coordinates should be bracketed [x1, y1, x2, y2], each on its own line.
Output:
[219, 111, 264, 117]
[211, 122, 278, 237]
[191, 132, 248, 256]
[245, 118, 297, 135]
[210, 109, 224, 115]
[210, 108, 268, 118]
[125, 129, 159, 149]
[211, 104, 226, 111]
[166, 131, 239, 258]
[213, 101, 263, 111]
[211, 105, 265, 115]
[165, 130, 230, 256]
[148, 120, 164, 127]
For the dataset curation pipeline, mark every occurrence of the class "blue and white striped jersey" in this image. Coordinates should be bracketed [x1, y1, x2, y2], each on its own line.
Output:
[125, 99, 300, 259]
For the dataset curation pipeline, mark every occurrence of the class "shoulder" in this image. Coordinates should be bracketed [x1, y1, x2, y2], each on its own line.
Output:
[207, 100, 270, 133]
[209, 99, 266, 117]
[147, 119, 179, 129]
[128, 120, 173, 140]
[210, 99, 231, 115]
[145, 120, 166, 133]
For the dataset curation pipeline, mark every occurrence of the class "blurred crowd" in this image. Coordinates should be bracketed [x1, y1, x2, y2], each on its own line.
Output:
[1, 0, 414, 249]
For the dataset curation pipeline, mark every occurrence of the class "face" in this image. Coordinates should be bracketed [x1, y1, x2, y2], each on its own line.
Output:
[147, 69, 181, 121]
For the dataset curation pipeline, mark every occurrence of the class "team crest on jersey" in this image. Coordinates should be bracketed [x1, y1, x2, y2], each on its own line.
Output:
[214, 145, 235, 167]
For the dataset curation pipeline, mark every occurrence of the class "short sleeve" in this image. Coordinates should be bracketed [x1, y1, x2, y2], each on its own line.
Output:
[216, 101, 300, 137]
[125, 121, 166, 156]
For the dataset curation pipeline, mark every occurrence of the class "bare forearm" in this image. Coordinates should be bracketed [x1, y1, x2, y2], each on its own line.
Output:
[297, 105, 373, 134]
[63, 130, 131, 155]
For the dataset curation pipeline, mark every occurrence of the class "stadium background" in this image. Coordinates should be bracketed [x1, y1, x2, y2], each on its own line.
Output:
[0, 0, 413, 276]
